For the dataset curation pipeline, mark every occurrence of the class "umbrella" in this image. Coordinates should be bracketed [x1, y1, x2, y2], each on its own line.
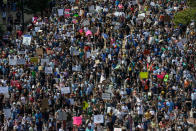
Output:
[85, 30, 92, 36]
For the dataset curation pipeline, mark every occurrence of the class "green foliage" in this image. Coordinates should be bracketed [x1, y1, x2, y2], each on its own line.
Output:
[173, 8, 196, 26]
[26, 0, 50, 14]
[188, 0, 196, 8]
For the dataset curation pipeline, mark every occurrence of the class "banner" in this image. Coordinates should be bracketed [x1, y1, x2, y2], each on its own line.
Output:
[9, 59, 17, 65]
[22, 35, 32, 45]
[94, 115, 104, 124]
[17, 59, 26, 65]
[45, 67, 53, 74]
[73, 117, 82, 126]
[102, 93, 111, 100]
[58, 9, 64, 16]
[61, 87, 70, 94]
[139, 72, 148, 79]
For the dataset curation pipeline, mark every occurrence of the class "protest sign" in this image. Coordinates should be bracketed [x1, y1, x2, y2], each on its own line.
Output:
[164, 74, 169, 82]
[18, 51, 26, 55]
[139, 72, 148, 79]
[58, 9, 64, 16]
[9, 59, 17, 65]
[64, 9, 71, 17]
[72, 65, 81, 72]
[0, 87, 8, 94]
[114, 128, 122, 131]
[0, 87, 9, 98]
[45, 67, 53, 74]
[61, 87, 70, 94]
[41, 98, 49, 111]
[3, 108, 11, 119]
[73, 117, 82, 126]
[36, 48, 43, 56]
[17, 59, 26, 65]
[41, 59, 49, 66]
[22, 35, 32, 45]
[35, 27, 40, 32]
[94, 115, 104, 124]
[30, 57, 38, 63]
[102, 93, 111, 100]
[83, 101, 89, 110]
[86, 52, 91, 58]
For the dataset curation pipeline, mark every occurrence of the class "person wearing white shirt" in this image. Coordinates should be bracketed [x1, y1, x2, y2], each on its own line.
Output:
[191, 91, 196, 108]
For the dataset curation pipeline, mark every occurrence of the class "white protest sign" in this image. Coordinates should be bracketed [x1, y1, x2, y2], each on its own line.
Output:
[22, 35, 32, 45]
[18, 51, 26, 55]
[61, 87, 70, 94]
[3, 108, 11, 119]
[72, 65, 81, 72]
[86, 52, 91, 58]
[0, 87, 9, 98]
[17, 59, 26, 65]
[114, 128, 122, 131]
[41, 59, 49, 65]
[89, 5, 95, 12]
[35, 27, 40, 32]
[45, 67, 53, 74]
[9, 59, 17, 66]
[102, 93, 111, 100]
[58, 9, 64, 16]
[94, 115, 104, 124]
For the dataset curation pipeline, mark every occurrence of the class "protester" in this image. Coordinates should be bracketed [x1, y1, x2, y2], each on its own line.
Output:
[0, 0, 195, 131]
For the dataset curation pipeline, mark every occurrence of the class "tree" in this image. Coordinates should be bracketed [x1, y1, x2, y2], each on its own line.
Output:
[173, 8, 196, 26]
[26, 0, 51, 16]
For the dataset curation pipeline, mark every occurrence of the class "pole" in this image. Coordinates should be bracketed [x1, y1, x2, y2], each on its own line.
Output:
[21, 0, 25, 32]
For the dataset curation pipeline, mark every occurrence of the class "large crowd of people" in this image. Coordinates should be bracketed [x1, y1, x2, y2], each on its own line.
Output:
[0, 0, 196, 131]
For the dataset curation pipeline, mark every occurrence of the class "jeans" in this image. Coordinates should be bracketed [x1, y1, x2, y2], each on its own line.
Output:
[192, 100, 196, 108]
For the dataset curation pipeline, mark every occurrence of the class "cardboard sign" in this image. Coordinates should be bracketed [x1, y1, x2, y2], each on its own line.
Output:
[47, 50, 53, 55]
[73, 117, 82, 126]
[17, 59, 26, 65]
[22, 35, 32, 45]
[94, 115, 104, 124]
[139, 72, 148, 79]
[102, 93, 111, 100]
[45, 67, 53, 74]
[36, 48, 43, 56]
[41, 98, 49, 111]
[58, 9, 64, 16]
[9, 59, 17, 65]
[30, 57, 38, 63]
[61, 87, 70, 94]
